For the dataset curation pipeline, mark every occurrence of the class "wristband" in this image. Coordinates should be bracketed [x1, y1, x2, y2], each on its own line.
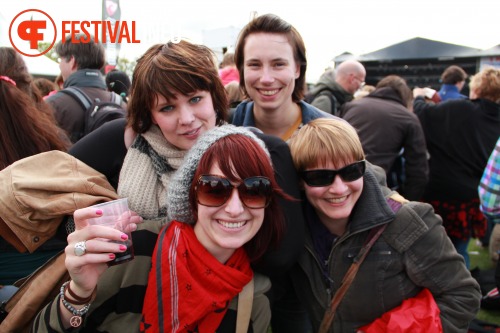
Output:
[59, 281, 94, 327]
[65, 281, 96, 305]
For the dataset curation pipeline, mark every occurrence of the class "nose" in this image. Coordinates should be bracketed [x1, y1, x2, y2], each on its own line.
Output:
[178, 106, 195, 125]
[259, 65, 275, 84]
[327, 175, 348, 193]
[224, 188, 245, 216]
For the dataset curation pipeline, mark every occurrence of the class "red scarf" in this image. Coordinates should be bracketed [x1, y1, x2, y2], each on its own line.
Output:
[141, 221, 253, 333]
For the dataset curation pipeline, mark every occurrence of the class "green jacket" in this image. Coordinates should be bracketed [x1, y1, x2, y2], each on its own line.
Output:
[290, 169, 481, 333]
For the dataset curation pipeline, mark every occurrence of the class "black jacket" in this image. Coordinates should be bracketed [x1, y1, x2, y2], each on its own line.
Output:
[413, 96, 500, 201]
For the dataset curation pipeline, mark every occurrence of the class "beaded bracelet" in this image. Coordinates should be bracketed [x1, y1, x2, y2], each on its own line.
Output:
[59, 281, 93, 328]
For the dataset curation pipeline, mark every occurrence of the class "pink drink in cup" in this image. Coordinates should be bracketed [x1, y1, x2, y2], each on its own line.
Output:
[88, 198, 134, 266]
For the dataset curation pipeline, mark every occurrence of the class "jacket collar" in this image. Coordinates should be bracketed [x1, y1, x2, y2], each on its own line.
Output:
[347, 168, 395, 233]
[303, 167, 395, 242]
[368, 87, 407, 107]
[63, 69, 107, 89]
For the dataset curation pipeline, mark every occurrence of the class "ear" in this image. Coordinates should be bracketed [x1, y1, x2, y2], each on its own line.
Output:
[295, 63, 300, 79]
[69, 56, 77, 71]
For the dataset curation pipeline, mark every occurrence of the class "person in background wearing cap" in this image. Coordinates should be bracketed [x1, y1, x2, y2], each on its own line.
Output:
[33, 125, 290, 332]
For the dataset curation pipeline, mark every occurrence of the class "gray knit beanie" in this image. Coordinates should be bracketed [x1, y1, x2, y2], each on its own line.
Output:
[167, 124, 269, 224]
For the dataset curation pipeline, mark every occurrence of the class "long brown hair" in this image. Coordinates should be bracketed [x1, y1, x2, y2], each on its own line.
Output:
[0, 47, 70, 169]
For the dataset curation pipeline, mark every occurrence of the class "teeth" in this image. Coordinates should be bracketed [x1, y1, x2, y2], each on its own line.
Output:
[218, 221, 246, 228]
[184, 128, 197, 135]
[326, 196, 347, 204]
[261, 90, 278, 96]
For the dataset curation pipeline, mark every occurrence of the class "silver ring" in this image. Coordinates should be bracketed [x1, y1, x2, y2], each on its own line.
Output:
[74, 241, 87, 257]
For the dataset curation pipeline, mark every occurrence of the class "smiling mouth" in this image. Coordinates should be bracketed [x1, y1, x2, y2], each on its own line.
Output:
[260, 89, 279, 96]
[325, 196, 348, 204]
[217, 220, 247, 228]
[181, 127, 200, 136]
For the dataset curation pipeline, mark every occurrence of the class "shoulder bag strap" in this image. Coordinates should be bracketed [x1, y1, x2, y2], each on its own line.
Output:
[236, 278, 254, 333]
[59, 87, 93, 111]
[318, 223, 388, 333]
[318, 193, 408, 333]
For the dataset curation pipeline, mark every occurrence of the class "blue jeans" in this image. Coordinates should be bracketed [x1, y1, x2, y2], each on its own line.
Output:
[450, 236, 470, 269]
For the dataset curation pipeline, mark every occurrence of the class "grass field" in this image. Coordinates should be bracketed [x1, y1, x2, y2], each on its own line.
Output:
[468, 239, 500, 325]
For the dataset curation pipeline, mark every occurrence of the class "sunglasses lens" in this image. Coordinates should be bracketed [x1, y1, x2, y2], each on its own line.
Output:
[339, 161, 365, 182]
[196, 175, 272, 208]
[301, 161, 366, 187]
[301, 170, 335, 187]
[241, 177, 272, 208]
[196, 176, 231, 207]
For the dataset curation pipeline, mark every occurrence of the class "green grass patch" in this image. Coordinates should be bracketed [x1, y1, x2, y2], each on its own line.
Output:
[469, 239, 500, 325]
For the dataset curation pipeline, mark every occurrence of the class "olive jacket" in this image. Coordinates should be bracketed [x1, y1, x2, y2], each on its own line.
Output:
[290, 168, 481, 333]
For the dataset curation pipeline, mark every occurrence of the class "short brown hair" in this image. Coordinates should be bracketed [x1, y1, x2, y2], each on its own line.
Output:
[55, 34, 105, 70]
[441, 65, 467, 84]
[127, 40, 228, 133]
[234, 13, 307, 102]
[376, 75, 412, 108]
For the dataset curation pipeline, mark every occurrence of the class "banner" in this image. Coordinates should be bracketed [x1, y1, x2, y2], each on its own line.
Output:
[102, 0, 121, 71]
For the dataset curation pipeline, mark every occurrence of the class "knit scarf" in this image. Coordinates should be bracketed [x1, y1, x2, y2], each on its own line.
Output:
[118, 125, 186, 219]
[141, 221, 253, 333]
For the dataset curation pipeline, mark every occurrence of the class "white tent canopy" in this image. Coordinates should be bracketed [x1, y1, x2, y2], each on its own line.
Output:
[21, 54, 60, 77]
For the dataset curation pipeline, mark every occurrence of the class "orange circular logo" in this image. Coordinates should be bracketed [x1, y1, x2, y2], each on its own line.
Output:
[9, 9, 57, 57]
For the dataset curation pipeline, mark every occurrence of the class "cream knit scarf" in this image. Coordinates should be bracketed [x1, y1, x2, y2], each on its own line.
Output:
[118, 125, 187, 220]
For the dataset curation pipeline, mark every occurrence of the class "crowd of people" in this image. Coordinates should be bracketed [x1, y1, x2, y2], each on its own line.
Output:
[0, 12, 499, 333]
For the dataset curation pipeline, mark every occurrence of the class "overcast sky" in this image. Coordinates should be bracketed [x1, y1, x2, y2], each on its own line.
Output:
[1, 0, 499, 82]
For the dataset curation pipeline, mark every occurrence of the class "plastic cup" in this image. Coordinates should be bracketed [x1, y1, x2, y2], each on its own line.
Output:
[87, 198, 134, 266]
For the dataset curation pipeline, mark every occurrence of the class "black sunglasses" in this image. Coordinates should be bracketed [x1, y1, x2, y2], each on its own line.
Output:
[300, 160, 366, 187]
[195, 175, 272, 208]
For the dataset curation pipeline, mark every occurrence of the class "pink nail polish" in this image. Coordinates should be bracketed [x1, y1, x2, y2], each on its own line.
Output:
[96, 209, 103, 216]
[109, 254, 116, 259]
[119, 245, 127, 251]
[121, 234, 128, 240]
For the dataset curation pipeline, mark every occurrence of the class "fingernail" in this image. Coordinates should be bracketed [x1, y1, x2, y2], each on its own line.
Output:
[121, 234, 128, 240]
[109, 254, 116, 259]
[96, 209, 103, 216]
[119, 245, 127, 251]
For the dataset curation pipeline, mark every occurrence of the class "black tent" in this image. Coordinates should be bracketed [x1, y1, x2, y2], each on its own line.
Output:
[333, 37, 498, 90]
[358, 37, 480, 61]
